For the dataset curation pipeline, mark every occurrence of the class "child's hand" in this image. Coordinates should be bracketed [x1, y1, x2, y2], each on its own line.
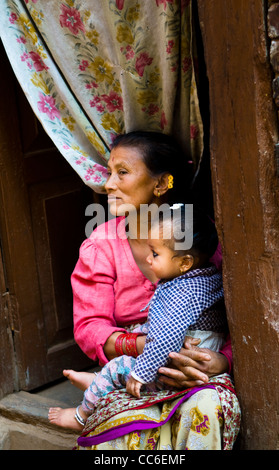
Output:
[126, 376, 142, 398]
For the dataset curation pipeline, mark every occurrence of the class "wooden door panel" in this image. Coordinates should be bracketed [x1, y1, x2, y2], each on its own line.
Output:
[0, 42, 95, 391]
[29, 178, 93, 382]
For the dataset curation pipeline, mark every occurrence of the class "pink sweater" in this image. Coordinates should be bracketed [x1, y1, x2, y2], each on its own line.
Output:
[72, 217, 157, 365]
[72, 216, 232, 370]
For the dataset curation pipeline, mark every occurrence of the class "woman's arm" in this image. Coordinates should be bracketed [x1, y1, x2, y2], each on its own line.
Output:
[104, 332, 147, 361]
[157, 337, 231, 388]
[72, 239, 126, 365]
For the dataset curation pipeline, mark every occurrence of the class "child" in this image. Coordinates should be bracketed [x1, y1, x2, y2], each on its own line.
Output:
[48, 204, 227, 431]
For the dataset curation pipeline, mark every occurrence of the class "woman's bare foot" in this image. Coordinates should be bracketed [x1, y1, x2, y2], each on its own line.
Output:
[63, 369, 96, 391]
[48, 407, 85, 431]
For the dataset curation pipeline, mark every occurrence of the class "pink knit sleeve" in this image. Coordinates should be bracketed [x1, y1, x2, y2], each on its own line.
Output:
[210, 243, 233, 373]
[219, 335, 233, 374]
[71, 238, 126, 366]
[210, 242, 223, 271]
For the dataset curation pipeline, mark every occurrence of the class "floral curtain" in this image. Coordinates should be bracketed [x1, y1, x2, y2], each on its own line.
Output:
[0, 0, 203, 193]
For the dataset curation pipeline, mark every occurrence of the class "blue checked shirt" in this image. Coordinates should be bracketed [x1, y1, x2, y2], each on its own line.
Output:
[132, 265, 226, 384]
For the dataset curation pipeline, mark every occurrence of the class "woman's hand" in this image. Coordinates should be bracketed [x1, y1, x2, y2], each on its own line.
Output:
[157, 337, 229, 389]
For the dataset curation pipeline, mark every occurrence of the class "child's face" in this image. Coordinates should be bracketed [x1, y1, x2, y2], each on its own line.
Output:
[146, 238, 186, 280]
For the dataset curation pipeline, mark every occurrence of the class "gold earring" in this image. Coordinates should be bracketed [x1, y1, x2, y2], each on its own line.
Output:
[157, 191, 161, 198]
[168, 175, 174, 189]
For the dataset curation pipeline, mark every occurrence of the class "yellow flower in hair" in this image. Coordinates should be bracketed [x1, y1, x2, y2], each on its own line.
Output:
[168, 174, 174, 189]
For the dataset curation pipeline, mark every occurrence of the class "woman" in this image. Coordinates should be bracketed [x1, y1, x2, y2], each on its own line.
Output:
[71, 131, 240, 450]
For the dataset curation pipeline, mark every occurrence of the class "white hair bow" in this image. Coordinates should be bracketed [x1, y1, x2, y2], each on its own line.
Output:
[170, 203, 184, 210]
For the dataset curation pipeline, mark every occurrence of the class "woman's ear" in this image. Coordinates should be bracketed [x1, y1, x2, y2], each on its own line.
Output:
[154, 173, 170, 197]
[180, 254, 194, 274]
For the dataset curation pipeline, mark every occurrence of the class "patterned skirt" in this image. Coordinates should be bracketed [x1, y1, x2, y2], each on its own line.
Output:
[75, 373, 241, 451]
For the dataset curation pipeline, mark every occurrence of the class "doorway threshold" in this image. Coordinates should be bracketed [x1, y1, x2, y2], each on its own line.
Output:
[0, 368, 99, 450]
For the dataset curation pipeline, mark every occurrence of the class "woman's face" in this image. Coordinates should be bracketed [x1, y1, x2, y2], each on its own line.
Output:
[105, 145, 158, 216]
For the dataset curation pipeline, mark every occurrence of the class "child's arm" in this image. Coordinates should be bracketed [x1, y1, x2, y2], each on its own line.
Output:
[132, 293, 195, 385]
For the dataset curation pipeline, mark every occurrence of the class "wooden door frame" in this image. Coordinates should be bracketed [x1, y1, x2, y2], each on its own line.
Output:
[197, 0, 279, 449]
[0, 47, 48, 393]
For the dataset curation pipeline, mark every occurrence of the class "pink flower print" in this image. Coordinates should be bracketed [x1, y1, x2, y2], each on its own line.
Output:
[155, 0, 174, 10]
[182, 56, 192, 73]
[135, 52, 153, 77]
[126, 50, 135, 60]
[166, 40, 174, 54]
[16, 36, 26, 44]
[86, 81, 98, 90]
[21, 52, 29, 62]
[101, 91, 123, 112]
[29, 51, 48, 72]
[147, 104, 159, 116]
[160, 111, 167, 130]
[89, 96, 105, 112]
[37, 93, 60, 121]
[9, 13, 18, 24]
[79, 60, 89, 71]
[94, 163, 107, 175]
[59, 5, 85, 36]
[91, 164, 108, 180]
[116, 0, 125, 10]
[89, 96, 101, 107]
[96, 103, 105, 113]
[92, 175, 102, 183]
[125, 45, 135, 60]
[190, 124, 199, 140]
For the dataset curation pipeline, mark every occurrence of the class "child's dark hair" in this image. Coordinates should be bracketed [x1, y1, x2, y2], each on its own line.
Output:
[159, 204, 218, 259]
[111, 131, 194, 204]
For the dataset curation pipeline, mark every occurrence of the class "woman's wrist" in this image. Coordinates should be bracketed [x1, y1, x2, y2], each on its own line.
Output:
[104, 332, 125, 361]
[115, 332, 143, 358]
[135, 335, 146, 355]
[218, 351, 231, 375]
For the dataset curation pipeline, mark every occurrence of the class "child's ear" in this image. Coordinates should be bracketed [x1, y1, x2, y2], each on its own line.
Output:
[180, 255, 194, 274]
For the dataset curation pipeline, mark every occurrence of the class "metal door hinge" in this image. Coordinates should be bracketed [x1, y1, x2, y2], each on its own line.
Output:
[1, 290, 18, 332]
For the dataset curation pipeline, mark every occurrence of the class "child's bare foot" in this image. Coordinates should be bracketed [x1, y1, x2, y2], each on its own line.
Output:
[63, 369, 96, 391]
[48, 407, 86, 431]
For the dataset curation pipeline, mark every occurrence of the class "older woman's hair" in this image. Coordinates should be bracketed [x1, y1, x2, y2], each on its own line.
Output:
[111, 131, 193, 204]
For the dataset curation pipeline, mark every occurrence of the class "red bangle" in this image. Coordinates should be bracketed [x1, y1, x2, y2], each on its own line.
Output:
[125, 333, 141, 358]
[115, 333, 126, 356]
